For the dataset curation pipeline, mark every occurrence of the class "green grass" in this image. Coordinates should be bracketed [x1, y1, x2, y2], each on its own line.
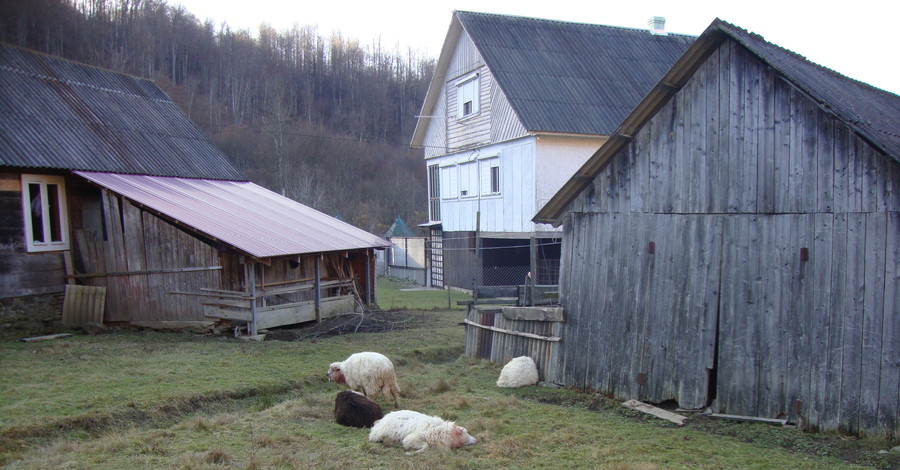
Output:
[375, 276, 470, 311]
[0, 280, 896, 469]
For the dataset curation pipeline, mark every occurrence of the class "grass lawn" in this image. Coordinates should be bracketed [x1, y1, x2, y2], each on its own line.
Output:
[0, 278, 896, 469]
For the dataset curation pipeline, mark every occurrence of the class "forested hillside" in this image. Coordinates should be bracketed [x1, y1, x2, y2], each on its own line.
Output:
[0, 0, 434, 234]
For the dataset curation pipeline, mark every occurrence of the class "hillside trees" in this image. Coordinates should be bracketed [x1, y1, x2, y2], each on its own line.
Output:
[0, 0, 432, 234]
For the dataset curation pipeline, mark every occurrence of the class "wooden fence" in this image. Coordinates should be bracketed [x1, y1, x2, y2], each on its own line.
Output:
[464, 305, 563, 382]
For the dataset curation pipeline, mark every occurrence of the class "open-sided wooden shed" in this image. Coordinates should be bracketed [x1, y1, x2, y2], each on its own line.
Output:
[0, 43, 390, 333]
[534, 20, 899, 436]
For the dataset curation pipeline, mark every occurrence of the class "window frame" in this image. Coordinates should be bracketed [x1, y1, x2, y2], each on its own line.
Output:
[20, 174, 70, 252]
[455, 73, 480, 120]
[479, 157, 501, 196]
[428, 164, 441, 221]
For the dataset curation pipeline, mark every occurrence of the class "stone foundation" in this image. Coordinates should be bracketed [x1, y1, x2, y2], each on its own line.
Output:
[0, 293, 64, 333]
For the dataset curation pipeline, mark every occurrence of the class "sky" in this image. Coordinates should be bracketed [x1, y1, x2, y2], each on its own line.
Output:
[173, 0, 899, 95]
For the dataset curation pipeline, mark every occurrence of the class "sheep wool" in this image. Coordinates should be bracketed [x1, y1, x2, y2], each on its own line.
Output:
[328, 352, 401, 408]
[368, 410, 477, 452]
[496, 356, 539, 388]
[334, 390, 384, 428]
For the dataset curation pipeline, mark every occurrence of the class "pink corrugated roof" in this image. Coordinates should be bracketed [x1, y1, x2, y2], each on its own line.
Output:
[75, 172, 390, 259]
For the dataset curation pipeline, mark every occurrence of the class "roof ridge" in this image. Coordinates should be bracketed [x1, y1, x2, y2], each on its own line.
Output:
[712, 18, 899, 97]
[455, 10, 697, 38]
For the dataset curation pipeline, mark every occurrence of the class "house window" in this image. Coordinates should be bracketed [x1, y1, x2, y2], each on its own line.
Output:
[428, 164, 441, 221]
[459, 161, 477, 198]
[479, 158, 501, 195]
[491, 165, 500, 194]
[456, 74, 479, 119]
[21, 174, 69, 252]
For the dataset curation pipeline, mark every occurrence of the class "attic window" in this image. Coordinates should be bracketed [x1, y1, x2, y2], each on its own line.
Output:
[457, 74, 479, 119]
[21, 174, 70, 252]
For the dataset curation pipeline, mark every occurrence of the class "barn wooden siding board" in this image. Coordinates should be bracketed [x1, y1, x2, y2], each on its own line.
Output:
[556, 40, 900, 435]
[75, 191, 223, 323]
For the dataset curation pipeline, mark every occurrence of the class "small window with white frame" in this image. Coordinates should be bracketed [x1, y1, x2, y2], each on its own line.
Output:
[456, 73, 479, 119]
[479, 158, 501, 195]
[20, 174, 70, 252]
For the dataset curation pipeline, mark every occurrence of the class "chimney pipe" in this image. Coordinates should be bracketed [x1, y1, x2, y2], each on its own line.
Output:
[648, 16, 667, 36]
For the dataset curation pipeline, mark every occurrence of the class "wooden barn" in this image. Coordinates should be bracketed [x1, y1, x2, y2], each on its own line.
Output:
[0, 43, 390, 334]
[533, 20, 899, 436]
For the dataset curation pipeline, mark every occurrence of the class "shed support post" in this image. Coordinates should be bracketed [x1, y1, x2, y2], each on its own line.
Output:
[315, 256, 322, 322]
[365, 250, 372, 306]
[529, 236, 537, 306]
[247, 261, 257, 336]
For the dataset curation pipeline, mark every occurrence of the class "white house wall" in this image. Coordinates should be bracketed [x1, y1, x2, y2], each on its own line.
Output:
[432, 138, 540, 233]
[534, 135, 607, 230]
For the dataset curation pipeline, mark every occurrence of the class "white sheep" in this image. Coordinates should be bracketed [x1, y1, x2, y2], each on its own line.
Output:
[368, 410, 477, 452]
[496, 356, 539, 388]
[328, 352, 401, 408]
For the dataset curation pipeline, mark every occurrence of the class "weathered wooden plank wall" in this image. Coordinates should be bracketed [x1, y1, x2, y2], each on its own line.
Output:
[75, 190, 223, 322]
[464, 307, 562, 382]
[557, 40, 899, 435]
[0, 172, 66, 298]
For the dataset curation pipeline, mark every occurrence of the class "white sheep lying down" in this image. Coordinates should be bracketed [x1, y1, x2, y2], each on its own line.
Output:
[496, 356, 539, 388]
[368, 410, 477, 452]
[328, 352, 401, 408]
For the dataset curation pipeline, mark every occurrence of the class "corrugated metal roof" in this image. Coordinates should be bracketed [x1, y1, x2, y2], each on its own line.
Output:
[534, 18, 900, 225]
[456, 11, 696, 135]
[76, 172, 391, 258]
[715, 21, 900, 161]
[0, 43, 244, 180]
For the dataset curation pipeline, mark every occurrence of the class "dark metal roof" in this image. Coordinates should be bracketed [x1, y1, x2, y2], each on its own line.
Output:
[76, 172, 391, 258]
[714, 21, 900, 161]
[456, 11, 695, 135]
[384, 217, 418, 238]
[534, 19, 900, 225]
[0, 43, 244, 180]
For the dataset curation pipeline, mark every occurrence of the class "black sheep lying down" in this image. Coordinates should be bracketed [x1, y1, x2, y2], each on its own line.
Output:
[334, 390, 384, 428]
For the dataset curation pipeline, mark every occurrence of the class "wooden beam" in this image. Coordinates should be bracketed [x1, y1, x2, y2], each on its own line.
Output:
[708, 413, 788, 426]
[463, 318, 561, 342]
[68, 265, 222, 279]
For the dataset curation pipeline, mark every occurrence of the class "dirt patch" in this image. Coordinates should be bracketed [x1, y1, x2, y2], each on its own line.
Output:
[263, 310, 424, 341]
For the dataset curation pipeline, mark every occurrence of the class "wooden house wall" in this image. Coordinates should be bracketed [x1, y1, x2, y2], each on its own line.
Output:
[0, 172, 66, 298]
[73, 188, 223, 322]
[489, 76, 528, 143]
[556, 40, 899, 435]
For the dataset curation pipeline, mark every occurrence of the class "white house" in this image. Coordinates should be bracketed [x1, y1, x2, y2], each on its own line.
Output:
[411, 11, 695, 288]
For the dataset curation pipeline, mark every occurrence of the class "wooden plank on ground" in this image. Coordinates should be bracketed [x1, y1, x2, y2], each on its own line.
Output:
[20, 333, 72, 343]
[622, 399, 687, 426]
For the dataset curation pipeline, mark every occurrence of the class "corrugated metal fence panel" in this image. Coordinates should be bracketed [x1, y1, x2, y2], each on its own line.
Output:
[62, 284, 106, 328]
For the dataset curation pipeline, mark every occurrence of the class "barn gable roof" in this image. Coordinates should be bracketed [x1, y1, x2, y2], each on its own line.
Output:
[0, 43, 244, 181]
[411, 11, 695, 145]
[76, 172, 391, 259]
[534, 19, 900, 225]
